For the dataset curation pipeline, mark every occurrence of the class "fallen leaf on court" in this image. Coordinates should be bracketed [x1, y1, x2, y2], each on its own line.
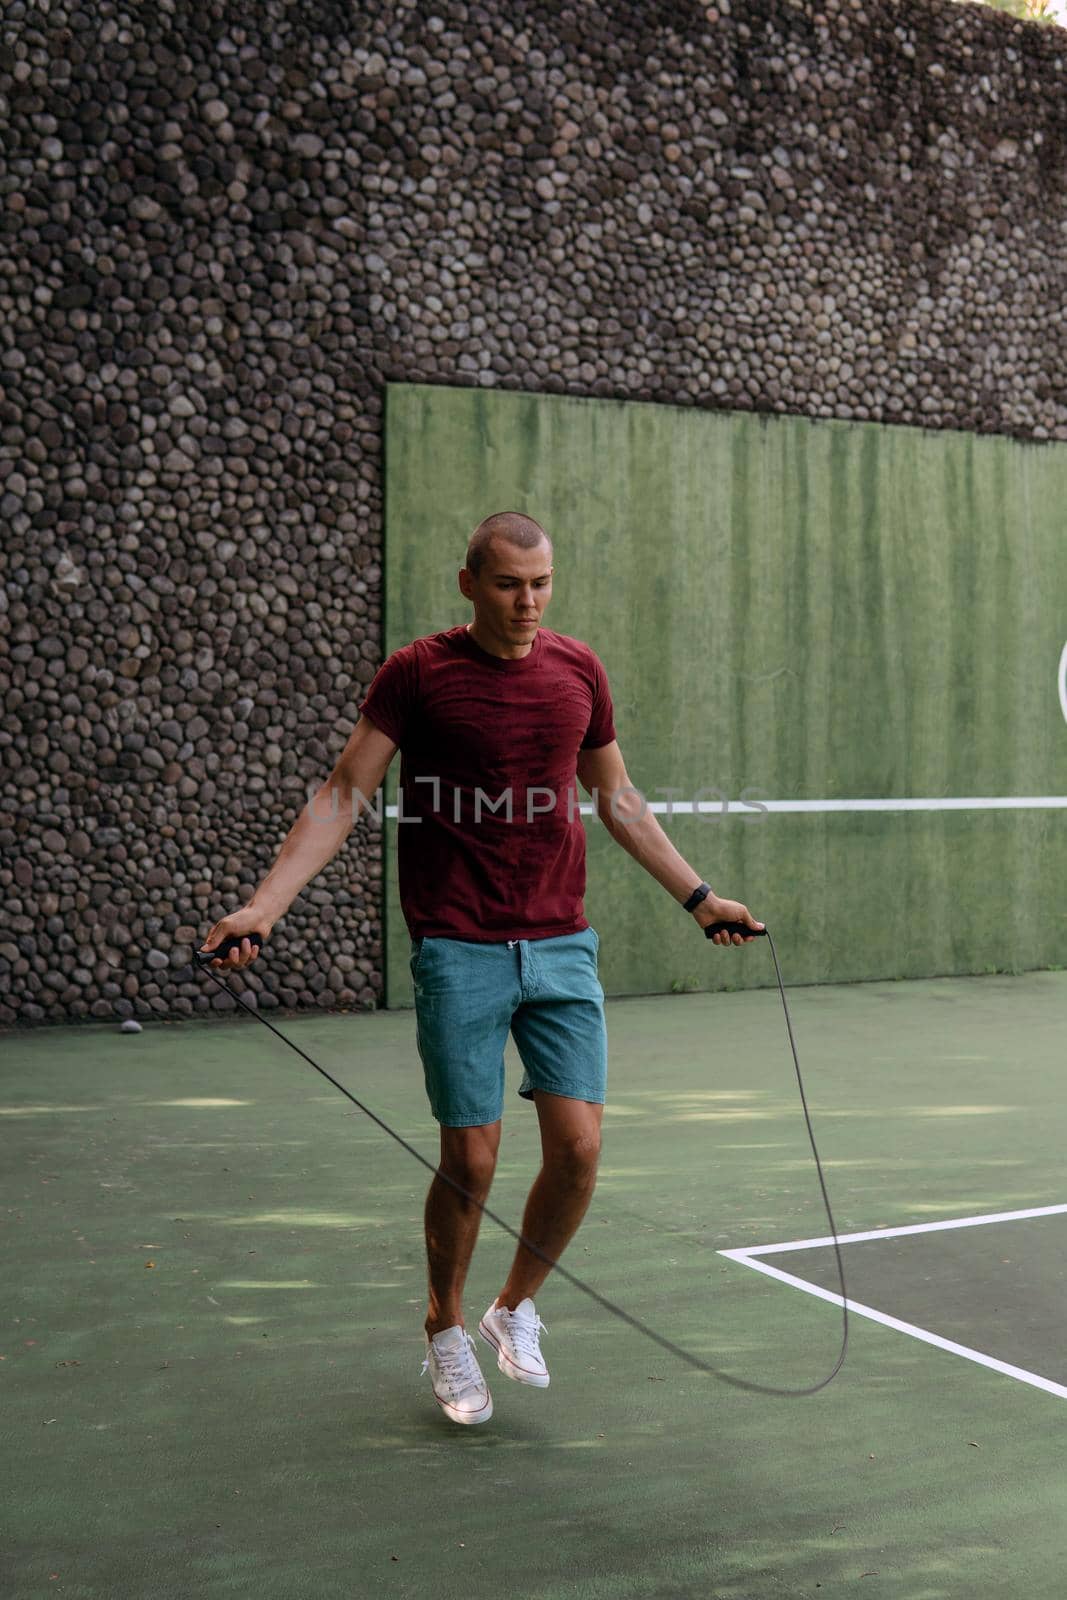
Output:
[145, 1261, 156, 1269]
[969, 1441, 980, 1448]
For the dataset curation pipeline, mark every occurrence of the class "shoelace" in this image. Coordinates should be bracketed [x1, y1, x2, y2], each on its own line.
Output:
[421, 1331, 484, 1397]
[500, 1307, 548, 1360]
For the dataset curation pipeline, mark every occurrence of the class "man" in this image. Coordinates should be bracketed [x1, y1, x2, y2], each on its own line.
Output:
[200, 510, 763, 1427]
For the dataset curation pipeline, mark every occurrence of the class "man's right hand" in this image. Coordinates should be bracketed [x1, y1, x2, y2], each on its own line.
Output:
[199, 906, 273, 969]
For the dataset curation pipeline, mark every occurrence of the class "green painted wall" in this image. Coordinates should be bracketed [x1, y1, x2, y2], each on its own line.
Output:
[380, 383, 1067, 1006]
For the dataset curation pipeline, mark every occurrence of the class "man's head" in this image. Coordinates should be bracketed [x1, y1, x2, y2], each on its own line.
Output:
[459, 512, 554, 653]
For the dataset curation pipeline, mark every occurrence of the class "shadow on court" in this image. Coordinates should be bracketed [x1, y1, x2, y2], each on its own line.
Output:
[3, 970, 1065, 1599]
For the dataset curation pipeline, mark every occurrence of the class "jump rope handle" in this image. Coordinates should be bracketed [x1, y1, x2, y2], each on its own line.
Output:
[704, 921, 767, 939]
[196, 932, 264, 965]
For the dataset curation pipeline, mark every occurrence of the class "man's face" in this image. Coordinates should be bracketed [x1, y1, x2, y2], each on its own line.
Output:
[460, 538, 554, 647]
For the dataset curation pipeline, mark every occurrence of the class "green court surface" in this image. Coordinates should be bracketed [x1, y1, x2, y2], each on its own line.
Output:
[3, 967, 1066, 1599]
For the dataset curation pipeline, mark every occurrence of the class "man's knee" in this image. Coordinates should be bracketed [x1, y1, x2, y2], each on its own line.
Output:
[535, 1093, 603, 1180]
[438, 1120, 501, 1192]
[545, 1130, 601, 1181]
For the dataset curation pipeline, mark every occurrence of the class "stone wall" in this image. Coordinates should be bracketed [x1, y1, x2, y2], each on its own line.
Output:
[2, 0, 1064, 1026]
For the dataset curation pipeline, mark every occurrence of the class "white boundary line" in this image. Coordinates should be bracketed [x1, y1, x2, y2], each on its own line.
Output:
[384, 796, 1067, 819]
[719, 1202, 1067, 1402]
[726, 1201, 1067, 1255]
[715, 797, 1067, 813]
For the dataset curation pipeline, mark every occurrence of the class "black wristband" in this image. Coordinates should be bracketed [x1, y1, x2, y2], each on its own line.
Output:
[682, 881, 711, 913]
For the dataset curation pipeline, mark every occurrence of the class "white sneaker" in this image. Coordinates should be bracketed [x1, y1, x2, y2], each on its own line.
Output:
[420, 1325, 493, 1425]
[478, 1297, 550, 1387]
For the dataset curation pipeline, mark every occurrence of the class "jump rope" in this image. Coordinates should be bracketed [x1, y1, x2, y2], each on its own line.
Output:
[193, 920, 849, 1397]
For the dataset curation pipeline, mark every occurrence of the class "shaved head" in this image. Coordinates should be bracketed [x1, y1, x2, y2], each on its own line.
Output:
[465, 511, 552, 578]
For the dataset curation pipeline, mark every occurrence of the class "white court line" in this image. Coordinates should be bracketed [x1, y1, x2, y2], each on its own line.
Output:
[719, 1202, 1067, 1402]
[728, 1201, 1067, 1256]
[714, 797, 1067, 813]
[384, 796, 1067, 819]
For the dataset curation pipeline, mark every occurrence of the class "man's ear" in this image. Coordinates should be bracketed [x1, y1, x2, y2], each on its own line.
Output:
[457, 567, 472, 600]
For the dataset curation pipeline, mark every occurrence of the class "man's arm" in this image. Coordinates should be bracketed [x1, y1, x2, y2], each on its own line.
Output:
[251, 716, 399, 922]
[575, 740, 763, 946]
[199, 716, 398, 967]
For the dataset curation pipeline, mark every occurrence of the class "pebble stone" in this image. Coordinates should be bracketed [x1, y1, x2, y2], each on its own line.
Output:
[0, 0, 1062, 1028]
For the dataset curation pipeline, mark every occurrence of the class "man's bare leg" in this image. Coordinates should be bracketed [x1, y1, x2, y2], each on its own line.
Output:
[494, 1093, 603, 1311]
[423, 1119, 502, 1339]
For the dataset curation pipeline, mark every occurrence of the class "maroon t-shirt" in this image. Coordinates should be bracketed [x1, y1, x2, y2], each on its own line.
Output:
[357, 624, 616, 941]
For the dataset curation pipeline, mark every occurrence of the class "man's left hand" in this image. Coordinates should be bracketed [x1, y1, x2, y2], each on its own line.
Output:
[693, 892, 764, 945]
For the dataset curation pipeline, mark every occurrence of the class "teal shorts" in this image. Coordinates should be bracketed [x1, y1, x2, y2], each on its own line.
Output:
[409, 927, 608, 1128]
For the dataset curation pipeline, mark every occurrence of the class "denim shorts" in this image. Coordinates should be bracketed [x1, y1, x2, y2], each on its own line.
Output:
[409, 927, 607, 1128]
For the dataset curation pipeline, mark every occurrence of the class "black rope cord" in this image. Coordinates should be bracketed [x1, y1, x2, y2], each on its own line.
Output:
[192, 924, 848, 1397]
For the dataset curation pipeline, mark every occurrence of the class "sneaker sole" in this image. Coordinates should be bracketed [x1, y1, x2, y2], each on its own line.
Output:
[477, 1318, 551, 1387]
[429, 1385, 494, 1425]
